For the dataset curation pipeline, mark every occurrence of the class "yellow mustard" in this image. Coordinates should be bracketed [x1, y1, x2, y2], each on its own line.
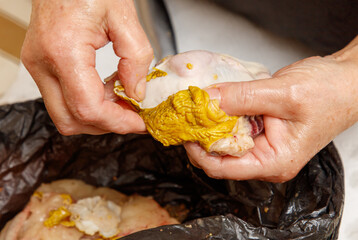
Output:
[44, 206, 72, 228]
[32, 191, 43, 199]
[61, 194, 73, 205]
[146, 68, 168, 82]
[140, 86, 238, 151]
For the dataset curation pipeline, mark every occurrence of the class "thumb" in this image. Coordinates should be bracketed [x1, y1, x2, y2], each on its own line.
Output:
[107, 0, 154, 101]
[205, 78, 291, 117]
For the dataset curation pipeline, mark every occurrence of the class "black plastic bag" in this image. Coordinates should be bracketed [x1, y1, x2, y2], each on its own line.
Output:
[0, 99, 344, 239]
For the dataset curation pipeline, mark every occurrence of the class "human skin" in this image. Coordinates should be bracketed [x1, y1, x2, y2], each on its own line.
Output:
[185, 36, 358, 182]
[22, 0, 358, 183]
[21, 0, 153, 135]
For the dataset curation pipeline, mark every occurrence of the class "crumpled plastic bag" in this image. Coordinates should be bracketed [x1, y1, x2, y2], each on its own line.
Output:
[0, 99, 344, 239]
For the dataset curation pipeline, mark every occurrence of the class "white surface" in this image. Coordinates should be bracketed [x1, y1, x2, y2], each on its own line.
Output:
[335, 124, 358, 239]
[0, 61, 40, 104]
[0, 52, 19, 97]
[0, 0, 31, 26]
[0, 0, 356, 238]
[165, 0, 317, 73]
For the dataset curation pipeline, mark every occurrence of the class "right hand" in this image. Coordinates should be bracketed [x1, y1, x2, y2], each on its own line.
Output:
[185, 38, 358, 182]
[21, 0, 153, 135]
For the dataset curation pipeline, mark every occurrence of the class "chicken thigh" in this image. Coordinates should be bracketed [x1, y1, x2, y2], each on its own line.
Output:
[114, 50, 270, 157]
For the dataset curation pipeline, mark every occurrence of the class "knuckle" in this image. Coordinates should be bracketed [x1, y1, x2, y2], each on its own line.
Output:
[202, 165, 223, 179]
[20, 34, 63, 72]
[237, 82, 255, 111]
[104, 111, 131, 134]
[260, 152, 299, 182]
[56, 125, 76, 136]
[272, 160, 300, 183]
[51, 112, 80, 136]
[278, 170, 298, 182]
[133, 45, 154, 63]
[55, 121, 77, 136]
[284, 84, 306, 116]
[41, 43, 57, 62]
[41, 40, 64, 63]
[204, 170, 222, 179]
[41, 32, 76, 64]
[263, 170, 296, 183]
[71, 105, 99, 125]
[20, 44, 31, 66]
[20, 38, 39, 69]
[112, 123, 130, 135]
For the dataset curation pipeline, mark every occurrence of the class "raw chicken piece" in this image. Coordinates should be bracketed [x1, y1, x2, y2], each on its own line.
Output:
[116, 195, 181, 238]
[68, 196, 122, 238]
[0, 179, 179, 240]
[114, 50, 269, 157]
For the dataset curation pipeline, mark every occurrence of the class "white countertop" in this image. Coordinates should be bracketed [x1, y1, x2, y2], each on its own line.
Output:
[1, 0, 357, 238]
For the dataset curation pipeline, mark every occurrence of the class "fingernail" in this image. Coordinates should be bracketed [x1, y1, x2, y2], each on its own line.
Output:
[104, 71, 118, 83]
[204, 87, 221, 102]
[135, 78, 146, 100]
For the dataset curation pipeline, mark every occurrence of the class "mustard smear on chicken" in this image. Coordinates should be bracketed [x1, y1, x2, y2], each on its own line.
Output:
[0, 180, 179, 240]
[114, 50, 270, 157]
[140, 86, 239, 151]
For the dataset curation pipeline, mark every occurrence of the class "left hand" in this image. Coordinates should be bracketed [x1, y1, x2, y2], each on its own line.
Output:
[21, 0, 153, 135]
[184, 37, 358, 182]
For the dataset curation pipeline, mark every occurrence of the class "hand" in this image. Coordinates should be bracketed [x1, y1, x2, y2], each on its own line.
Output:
[185, 36, 358, 182]
[21, 0, 153, 135]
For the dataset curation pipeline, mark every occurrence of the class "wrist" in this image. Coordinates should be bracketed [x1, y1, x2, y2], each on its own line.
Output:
[332, 35, 358, 63]
[330, 36, 358, 126]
